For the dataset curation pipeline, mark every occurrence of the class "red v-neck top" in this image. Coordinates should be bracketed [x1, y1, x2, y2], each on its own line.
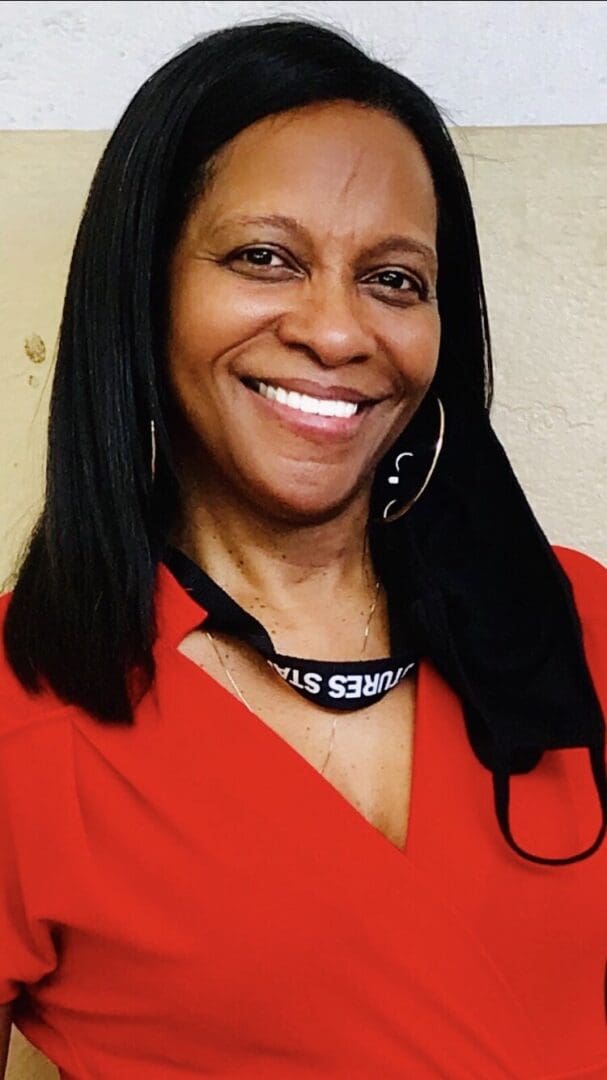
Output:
[1, 545, 606, 1079]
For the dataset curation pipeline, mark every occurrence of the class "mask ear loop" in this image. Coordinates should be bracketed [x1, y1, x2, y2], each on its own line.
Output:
[492, 741, 607, 866]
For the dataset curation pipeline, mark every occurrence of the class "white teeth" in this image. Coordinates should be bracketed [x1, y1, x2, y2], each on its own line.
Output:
[253, 380, 359, 418]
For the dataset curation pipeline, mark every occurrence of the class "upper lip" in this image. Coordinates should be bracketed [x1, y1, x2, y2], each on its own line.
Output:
[242, 375, 384, 404]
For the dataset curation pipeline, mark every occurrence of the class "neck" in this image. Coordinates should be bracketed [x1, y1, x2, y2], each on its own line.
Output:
[168, 474, 380, 651]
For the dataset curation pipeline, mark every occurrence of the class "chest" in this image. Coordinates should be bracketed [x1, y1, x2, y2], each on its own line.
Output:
[178, 630, 417, 849]
[54, 651, 607, 1078]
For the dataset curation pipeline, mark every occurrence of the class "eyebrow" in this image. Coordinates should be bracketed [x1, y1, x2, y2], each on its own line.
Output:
[210, 213, 437, 268]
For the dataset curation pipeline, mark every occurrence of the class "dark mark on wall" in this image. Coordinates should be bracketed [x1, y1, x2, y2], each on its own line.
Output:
[24, 333, 46, 364]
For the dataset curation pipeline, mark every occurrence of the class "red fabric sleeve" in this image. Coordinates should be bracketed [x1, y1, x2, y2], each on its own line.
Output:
[0, 731, 60, 1005]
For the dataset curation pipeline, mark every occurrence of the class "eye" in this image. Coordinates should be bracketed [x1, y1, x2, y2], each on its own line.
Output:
[228, 246, 292, 270]
[363, 267, 427, 299]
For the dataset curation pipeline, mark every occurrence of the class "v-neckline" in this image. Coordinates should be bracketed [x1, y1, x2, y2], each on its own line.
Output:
[155, 560, 429, 862]
[164, 633, 427, 862]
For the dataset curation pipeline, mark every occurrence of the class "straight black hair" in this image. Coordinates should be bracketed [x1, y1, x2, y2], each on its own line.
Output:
[4, 17, 606, 863]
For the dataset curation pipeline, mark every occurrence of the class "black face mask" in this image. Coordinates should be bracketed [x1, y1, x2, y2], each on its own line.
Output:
[163, 546, 419, 711]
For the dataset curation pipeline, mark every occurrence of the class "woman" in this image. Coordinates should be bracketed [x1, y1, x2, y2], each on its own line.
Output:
[1, 17, 606, 1080]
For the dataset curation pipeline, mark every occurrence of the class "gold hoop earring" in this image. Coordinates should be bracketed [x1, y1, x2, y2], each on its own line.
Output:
[382, 396, 445, 523]
[150, 419, 156, 481]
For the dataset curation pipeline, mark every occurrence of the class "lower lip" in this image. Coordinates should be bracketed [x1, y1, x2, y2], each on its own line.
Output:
[242, 383, 373, 441]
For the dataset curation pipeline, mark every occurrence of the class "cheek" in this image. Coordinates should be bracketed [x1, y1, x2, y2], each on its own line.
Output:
[386, 306, 441, 391]
[167, 281, 230, 375]
[168, 268, 281, 375]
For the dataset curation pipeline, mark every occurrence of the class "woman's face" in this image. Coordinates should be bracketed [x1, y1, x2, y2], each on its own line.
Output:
[166, 100, 440, 523]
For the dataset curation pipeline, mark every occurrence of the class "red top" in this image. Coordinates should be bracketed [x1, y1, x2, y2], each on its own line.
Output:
[1, 545, 606, 1079]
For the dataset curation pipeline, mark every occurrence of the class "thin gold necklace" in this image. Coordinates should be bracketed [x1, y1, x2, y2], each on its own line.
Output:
[204, 576, 381, 776]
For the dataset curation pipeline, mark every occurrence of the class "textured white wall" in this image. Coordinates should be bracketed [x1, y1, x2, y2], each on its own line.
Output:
[2, 0, 607, 129]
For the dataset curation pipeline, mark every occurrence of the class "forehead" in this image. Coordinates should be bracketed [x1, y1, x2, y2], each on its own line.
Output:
[192, 101, 437, 242]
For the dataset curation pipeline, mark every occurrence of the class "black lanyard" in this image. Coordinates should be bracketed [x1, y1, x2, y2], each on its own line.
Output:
[163, 546, 418, 711]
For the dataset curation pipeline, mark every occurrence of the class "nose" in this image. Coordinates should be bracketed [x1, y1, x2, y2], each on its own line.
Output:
[275, 275, 376, 368]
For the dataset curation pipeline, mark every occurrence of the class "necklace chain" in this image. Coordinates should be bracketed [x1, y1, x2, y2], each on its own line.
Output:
[204, 577, 381, 776]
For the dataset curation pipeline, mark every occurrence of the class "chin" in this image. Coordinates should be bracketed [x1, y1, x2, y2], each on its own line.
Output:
[219, 438, 377, 525]
[244, 476, 367, 527]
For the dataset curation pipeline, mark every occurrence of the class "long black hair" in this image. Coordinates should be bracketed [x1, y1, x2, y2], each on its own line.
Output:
[4, 17, 605, 864]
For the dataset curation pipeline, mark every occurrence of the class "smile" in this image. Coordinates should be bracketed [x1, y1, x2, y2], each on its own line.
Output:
[243, 378, 372, 419]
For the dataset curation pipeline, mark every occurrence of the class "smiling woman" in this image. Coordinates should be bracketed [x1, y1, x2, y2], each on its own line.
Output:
[1, 16, 607, 1080]
[166, 105, 440, 524]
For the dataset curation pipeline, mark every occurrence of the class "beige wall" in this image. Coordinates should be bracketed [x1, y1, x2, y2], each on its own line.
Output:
[1, 121, 606, 1078]
[6, 1025, 58, 1080]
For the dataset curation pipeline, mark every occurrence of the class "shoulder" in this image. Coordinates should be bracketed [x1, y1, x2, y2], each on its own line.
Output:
[0, 590, 72, 742]
[551, 544, 607, 623]
[551, 545, 607, 711]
